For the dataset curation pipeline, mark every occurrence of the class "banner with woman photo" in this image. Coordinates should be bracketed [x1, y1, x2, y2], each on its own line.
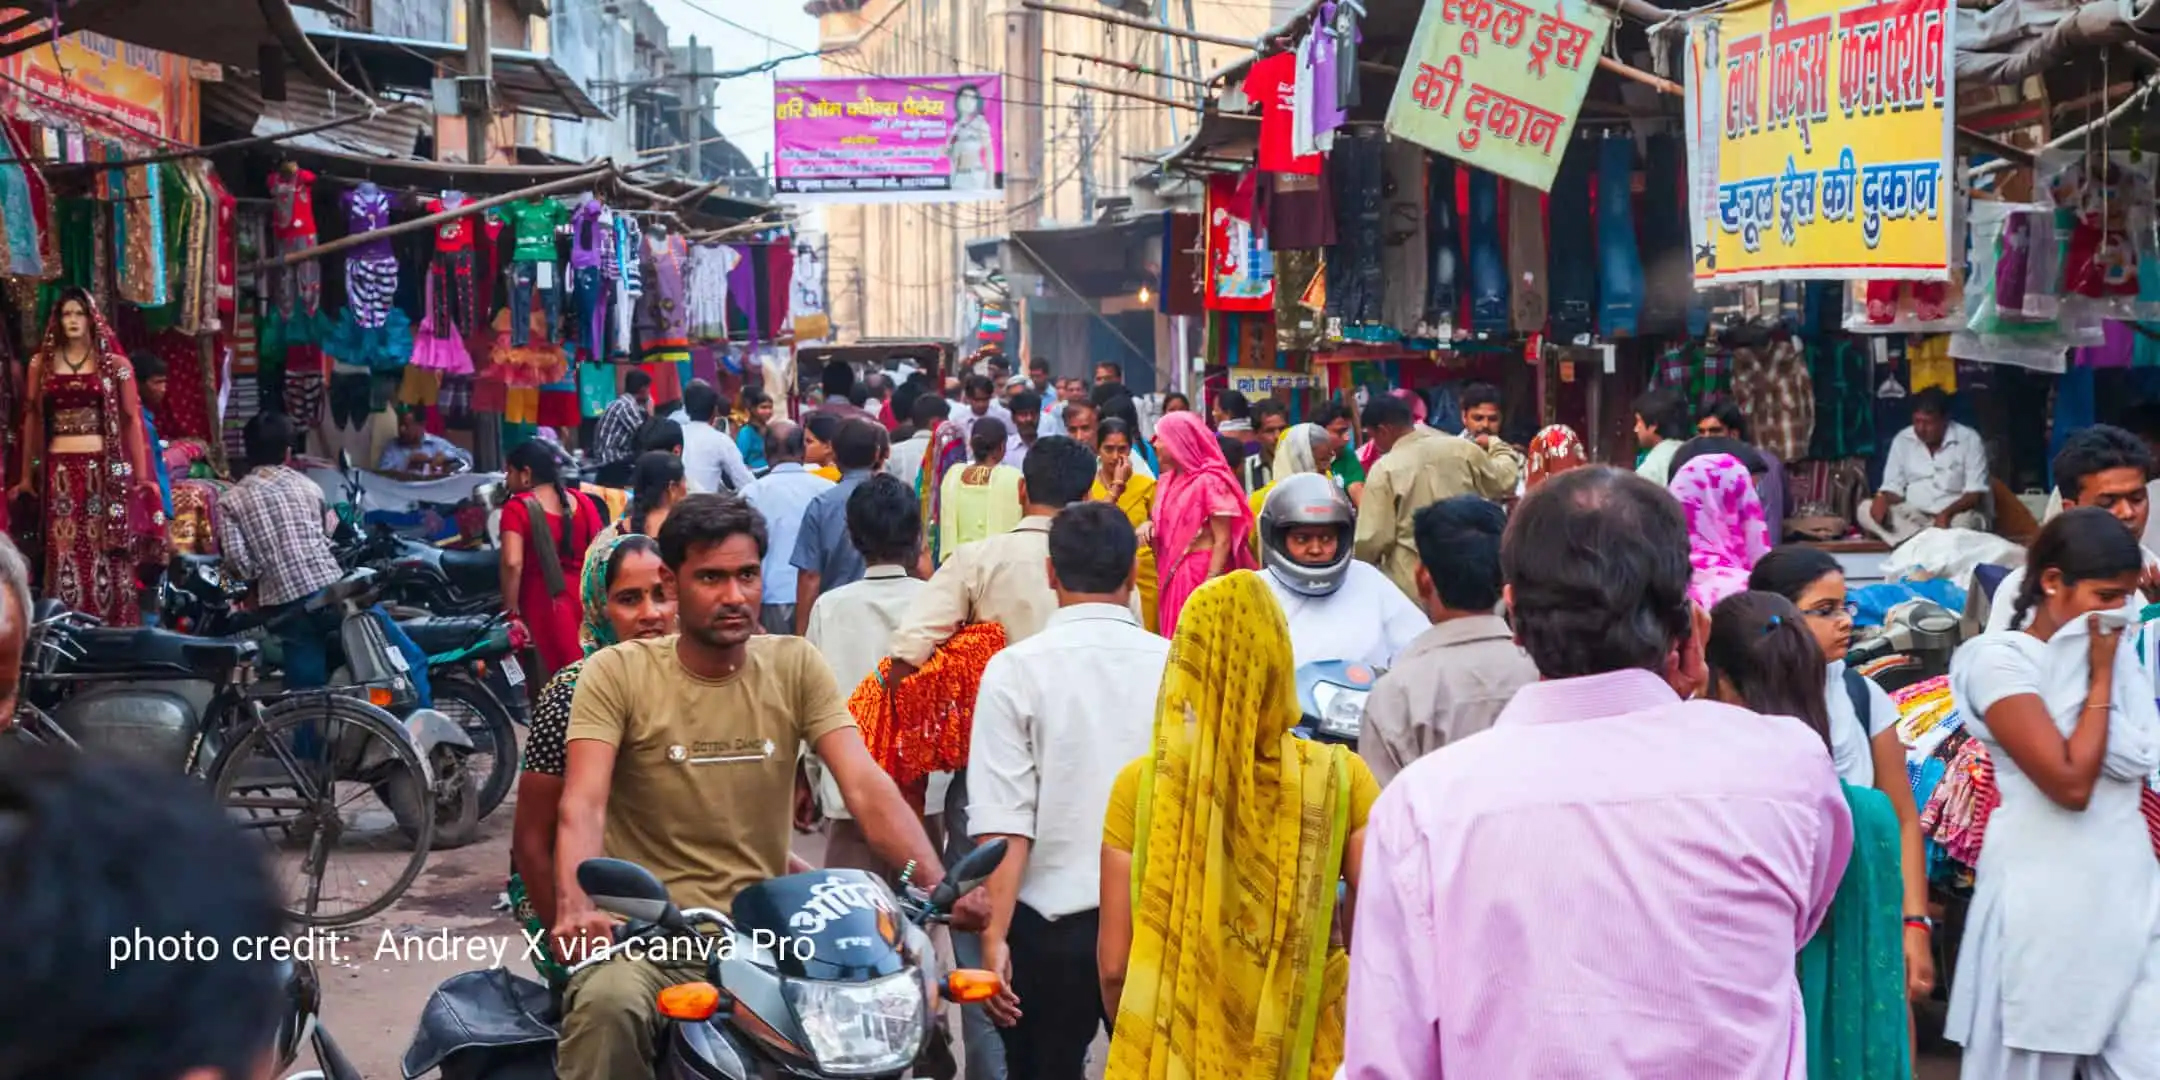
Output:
[773, 74, 1004, 203]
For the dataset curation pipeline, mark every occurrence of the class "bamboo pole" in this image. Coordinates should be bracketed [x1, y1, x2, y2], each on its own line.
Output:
[1020, 0, 1255, 50]
[241, 165, 615, 273]
[1598, 56, 1683, 96]
[1045, 47, 1213, 88]
[1054, 75, 1201, 112]
[44, 107, 422, 172]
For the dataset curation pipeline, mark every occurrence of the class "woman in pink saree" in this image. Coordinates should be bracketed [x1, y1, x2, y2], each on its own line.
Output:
[1148, 410, 1257, 637]
[1670, 452, 1773, 611]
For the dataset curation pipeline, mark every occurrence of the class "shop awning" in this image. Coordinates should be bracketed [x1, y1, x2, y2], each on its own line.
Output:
[1008, 217, 1160, 299]
[303, 28, 609, 121]
[201, 78, 429, 158]
[255, 143, 615, 195]
[0, 0, 352, 67]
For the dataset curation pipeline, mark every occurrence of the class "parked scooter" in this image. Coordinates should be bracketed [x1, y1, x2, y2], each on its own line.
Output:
[158, 558, 485, 848]
[1294, 659, 1377, 746]
[400, 841, 1011, 1080]
[390, 608, 526, 817]
[274, 958, 365, 1080]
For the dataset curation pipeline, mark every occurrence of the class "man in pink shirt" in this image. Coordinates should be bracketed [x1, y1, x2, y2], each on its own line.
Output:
[1345, 466, 1852, 1079]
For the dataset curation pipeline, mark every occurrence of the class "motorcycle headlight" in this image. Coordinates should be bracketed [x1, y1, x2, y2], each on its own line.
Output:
[1309, 683, 1369, 739]
[780, 971, 926, 1076]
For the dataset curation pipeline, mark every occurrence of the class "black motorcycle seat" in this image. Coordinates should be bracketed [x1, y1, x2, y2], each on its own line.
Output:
[439, 548, 500, 594]
[401, 968, 558, 1080]
[66, 627, 257, 675]
[398, 614, 495, 655]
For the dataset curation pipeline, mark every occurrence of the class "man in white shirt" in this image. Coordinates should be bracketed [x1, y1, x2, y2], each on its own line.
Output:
[955, 374, 1014, 446]
[1029, 359, 1065, 438]
[969, 501, 1168, 1078]
[886, 395, 947, 489]
[1866, 388, 1990, 543]
[804, 474, 949, 868]
[677, 380, 754, 495]
[1004, 390, 1042, 474]
[1985, 424, 2160, 632]
[741, 421, 833, 635]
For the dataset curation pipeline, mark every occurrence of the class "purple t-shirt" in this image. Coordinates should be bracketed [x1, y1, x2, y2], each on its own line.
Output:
[1309, 4, 1347, 141]
[344, 184, 394, 261]
[569, 199, 609, 270]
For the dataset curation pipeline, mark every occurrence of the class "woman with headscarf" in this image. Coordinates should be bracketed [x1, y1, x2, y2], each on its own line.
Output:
[915, 415, 972, 569]
[1671, 452, 1773, 611]
[1525, 424, 1588, 490]
[1097, 571, 1376, 1080]
[1148, 411, 1258, 637]
[1092, 418, 1161, 631]
[508, 532, 675, 986]
[9, 287, 161, 624]
[1247, 422, 1338, 518]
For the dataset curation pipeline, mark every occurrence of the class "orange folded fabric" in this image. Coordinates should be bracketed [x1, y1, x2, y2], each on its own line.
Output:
[847, 622, 1007, 789]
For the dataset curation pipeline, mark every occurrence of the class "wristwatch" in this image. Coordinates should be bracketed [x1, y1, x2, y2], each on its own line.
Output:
[1903, 914, 1934, 932]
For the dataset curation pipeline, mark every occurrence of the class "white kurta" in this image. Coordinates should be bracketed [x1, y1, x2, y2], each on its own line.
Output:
[1947, 625, 2160, 1078]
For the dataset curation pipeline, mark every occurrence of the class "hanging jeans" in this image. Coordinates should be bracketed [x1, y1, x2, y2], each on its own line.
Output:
[1324, 130, 1385, 331]
[1638, 133, 1693, 336]
[1547, 139, 1598, 341]
[1596, 136, 1644, 337]
[573, 265, 607, 361]
[1467, 170, 1509, 334]
[508, 261, 562, 348]
[1425, 155, 1460, 332]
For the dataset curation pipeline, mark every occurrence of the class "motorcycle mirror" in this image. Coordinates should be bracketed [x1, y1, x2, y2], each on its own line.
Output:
[929, 838, 1008, 912]
[578, 858, 681, 927]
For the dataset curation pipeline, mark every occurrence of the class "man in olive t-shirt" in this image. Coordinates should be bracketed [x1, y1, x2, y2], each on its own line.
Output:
[553, 495, 957, 1080]
[567, 634, 853, 910]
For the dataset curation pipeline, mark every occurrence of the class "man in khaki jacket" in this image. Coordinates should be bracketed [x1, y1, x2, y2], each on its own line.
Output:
[1353, 394, 1523, 600]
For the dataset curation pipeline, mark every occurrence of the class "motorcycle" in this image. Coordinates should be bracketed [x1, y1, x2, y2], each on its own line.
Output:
[1294, 659, 1377, 746]
[274, 958, 365, 1080]
[390, 608, 527, 818]
[158, 558, 485, 849]
[10, 600, 442, 925]
[400, 841, 1012, 1080]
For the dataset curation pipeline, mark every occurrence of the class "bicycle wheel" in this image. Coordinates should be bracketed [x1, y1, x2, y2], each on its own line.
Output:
[431, 674, 519, 818]
[205, 693, 434, 927]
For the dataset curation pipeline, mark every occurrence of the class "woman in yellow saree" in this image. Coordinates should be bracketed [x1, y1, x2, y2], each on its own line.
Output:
[1097, 570, 1378, 1080]
[1091, 417, 1159, 632]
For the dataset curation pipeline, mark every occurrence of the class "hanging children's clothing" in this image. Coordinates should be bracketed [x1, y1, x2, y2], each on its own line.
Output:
[611, 212, 645, 361]
[639, 230, 690, 366]
[569, 199, 610, 360]
[268, 165, 320, 318]
[685, 243, 737, 340]
[424, 192, 479, 337]
[343, 183, 398, 329]
[500, 196, 567, 347]
[411, 273, 474, 376]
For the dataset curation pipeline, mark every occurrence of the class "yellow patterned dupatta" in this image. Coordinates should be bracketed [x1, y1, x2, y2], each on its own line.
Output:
[1110, 570, 1352, 1080]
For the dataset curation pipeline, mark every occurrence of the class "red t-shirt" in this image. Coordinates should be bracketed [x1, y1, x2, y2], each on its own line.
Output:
[1244, 52, 1320, 176]
[426, 197, 476, 253]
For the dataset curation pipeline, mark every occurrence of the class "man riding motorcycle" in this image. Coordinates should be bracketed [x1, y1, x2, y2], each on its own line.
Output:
[1258, 474, 1430, 671]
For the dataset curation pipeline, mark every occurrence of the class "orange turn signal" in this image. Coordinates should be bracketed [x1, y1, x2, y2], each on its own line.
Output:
[367, 687, 394, 708]
[656, 981, 726, 1021]
[944, 969, 1002, 1004]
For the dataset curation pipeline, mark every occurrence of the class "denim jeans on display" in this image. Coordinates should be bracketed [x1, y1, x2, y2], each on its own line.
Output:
[573, 265, 606, 360]
[1425, 155, 1460, 331]
[1380, 139, 1430, 333]
[1639, 133, 1694, 336]
[1467, 169, 1510, 334]
[1547, 138, 1599, 341]
[508, 260, 562, 347]
[1596, 136, 1644, 337]
[1325, 129, 1386, 332]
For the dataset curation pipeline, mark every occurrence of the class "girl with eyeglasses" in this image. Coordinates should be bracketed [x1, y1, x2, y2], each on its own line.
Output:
[1751, 544, 1936, 1003]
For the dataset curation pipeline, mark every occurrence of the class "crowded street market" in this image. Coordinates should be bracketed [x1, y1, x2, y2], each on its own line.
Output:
[3, 0, 2160, 1076]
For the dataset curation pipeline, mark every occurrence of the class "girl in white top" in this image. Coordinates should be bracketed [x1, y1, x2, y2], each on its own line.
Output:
[1947, 507, 2160, 1079]
[1751, 544, 1937, 1002]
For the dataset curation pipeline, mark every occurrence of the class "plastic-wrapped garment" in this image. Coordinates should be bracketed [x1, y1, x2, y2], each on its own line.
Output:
[1466, 169, 1508, 334]
[1423, 155, 1460, 336]
[1595, 136, 1642, 337]
[1546, 138, 1597, 341]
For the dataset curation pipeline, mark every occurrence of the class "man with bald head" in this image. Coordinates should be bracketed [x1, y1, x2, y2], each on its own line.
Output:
[741, 419, 834, 635]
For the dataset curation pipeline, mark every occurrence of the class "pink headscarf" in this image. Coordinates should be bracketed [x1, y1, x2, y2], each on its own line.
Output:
[1358, 389, 1427, 471]
[1670, 453, 1773, 611]
[1152, 410, 1258, 634]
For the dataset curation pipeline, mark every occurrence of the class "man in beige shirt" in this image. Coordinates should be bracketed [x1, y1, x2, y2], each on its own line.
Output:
[1361, 495, 1539, 787]
[1353, 394, 1522, 600]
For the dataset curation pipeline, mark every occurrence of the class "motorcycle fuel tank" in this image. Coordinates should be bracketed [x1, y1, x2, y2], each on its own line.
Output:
[730, 869, 911, 982]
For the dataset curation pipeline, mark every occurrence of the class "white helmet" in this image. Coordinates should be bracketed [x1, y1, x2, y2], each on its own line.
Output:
[1259, 474, 1355, 598]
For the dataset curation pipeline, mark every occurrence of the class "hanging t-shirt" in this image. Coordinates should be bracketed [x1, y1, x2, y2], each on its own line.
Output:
[499, 198, 569, 264]
[1244, 52, 1320, 176]
[269, 167, 318, 243]
[425, 195, 475, 252]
